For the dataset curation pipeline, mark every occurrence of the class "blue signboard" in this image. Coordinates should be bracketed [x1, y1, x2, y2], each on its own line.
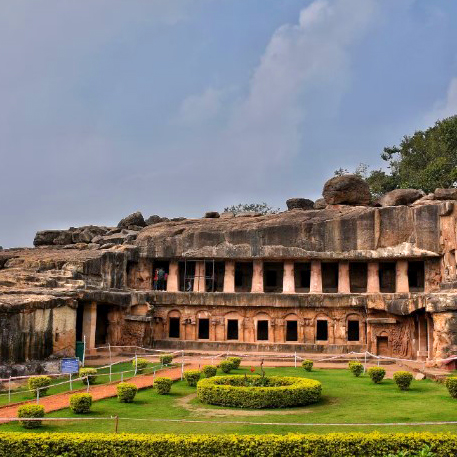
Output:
[61, 358, 80, 374]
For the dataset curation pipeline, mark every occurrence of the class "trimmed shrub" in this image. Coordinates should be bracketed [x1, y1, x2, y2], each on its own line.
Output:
[445, 376, 457, 399]
[154, 377, 172, 395]
[133, 357, 148, 373]
[202, 365, 217, 378]
[160, 354, 173, 365]
[70, 393, 92, 414]
[117, 382, 138, 403]
[219, 360, 233, 374]
[227, 357, 241, 369]
[348, 361, 363, 377]
[367, 367, 386, 383]
[79, 368, 97, 385]
[393, 371, 414, 391]
[17, 405, 45, 429]
[184, 370, 201, 387]
[302, 360, 313, 372]
[197, 375, 322, 409]
[0, 432, 456, 456]
[27, 376, 52, 396]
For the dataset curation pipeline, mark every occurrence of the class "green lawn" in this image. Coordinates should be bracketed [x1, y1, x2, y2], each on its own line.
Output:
[1, 367, 456, 435]
[0, 361, 164, 406]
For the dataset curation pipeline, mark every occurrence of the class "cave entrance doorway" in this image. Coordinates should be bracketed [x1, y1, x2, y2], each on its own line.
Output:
[198, 318, 210, 340]
[227, 319, 239, 340]
[286, 321, 298, 342]
[257, 320, 269, 341]
[95, 305, 110, 346]
[377, 336, 389, 356]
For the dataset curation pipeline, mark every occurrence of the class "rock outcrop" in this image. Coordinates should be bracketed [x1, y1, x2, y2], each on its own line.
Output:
[376, 189, 425, 207]
[204, 212, 220, 218]
[435, 188, 457, 200]
[322, 175, 371, 206]
[117, 211, 146, 229]
[286, 198, 314, 210]
[314, 198, 327, 209]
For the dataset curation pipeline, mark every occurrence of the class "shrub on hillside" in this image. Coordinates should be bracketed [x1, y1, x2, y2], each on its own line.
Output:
[367, 367, 386, 383]
[184, 370, 201, 387]
[160, 354, 173, 365]
[154, 377, 172, 395]
[445, 377, 457, 399]
[79, 368, 97, 385]
[393, 371, 413, 391]
[219, 360, 233, 374]
[27, 376, 52, 396]
[133, 357, 148, 373]
[202, 365, 217, 378]
[227, 357, 241, 369]
[348, 361, 363, 377]
[117, 382, 138, 403]
[70, 393, 92, 414]
[17, 405, 44, 429]
[302, 360, 313, 372]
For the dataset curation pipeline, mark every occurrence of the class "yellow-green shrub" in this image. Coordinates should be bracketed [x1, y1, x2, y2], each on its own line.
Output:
[69, 393, 92, 414]
[393, 371, 413, 391]
[27, 376, 51, 396]
[227, 357, 241, 369]
[133, 357, 148, 373]
[197, 375, 321, 409]
[184, 370, 201, 387]
[445, 376, 457, 399]
[202, 365, 217, 378]
[17, 405, 44, 429]
[348, 361, 363, 377]
[0, 432, 456, 456]
[219, 360, 233, 374]
[159, 354, 173, 365]
[154, 377, 172, 395]
[79, 368, 97, 385]
[367, 367, 386, 383]
[302, 360, 313, 372]
[117, 382, 138, 403]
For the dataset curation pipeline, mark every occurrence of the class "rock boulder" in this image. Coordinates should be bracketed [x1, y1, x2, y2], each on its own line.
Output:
[314, 198, 327, 209]
[204, 212, 220, 218]
[322, 175, 371, 205]
[286, 198, 314, 211]
[117, 211, 146, 229]
[435, 188, 457, 200]
[376, 189, 425, 207]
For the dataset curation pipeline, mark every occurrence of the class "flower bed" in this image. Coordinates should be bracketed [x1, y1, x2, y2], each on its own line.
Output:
[197, 375, 321, 409]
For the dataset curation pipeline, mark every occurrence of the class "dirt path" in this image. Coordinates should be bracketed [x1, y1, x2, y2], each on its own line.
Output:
[0, 364, 198, 421]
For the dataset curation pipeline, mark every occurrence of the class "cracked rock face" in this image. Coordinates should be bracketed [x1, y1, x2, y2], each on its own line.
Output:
[322, 174, 371, 206]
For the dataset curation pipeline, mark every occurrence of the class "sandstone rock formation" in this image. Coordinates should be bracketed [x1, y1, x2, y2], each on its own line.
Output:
[322, 175, 371, 206]
[204, 212, 220, 218]
[435, 188, 457, 200]
[286, 198, 314, 210]
[376, 189, 425, 207]
[314, 198, 327, 209]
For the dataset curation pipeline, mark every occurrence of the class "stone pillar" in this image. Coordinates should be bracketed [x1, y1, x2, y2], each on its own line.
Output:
[252, 260, 264, 293]
[283, 261, 295, 293]
[396, 260, 409, 293]
[223, 260, 235, 293]
[310, 261, 322, 293]
[193, 261, 206, 292]
[367, 262, 380, 293]
[338, 261, 350, 293]
[167, 261, 179, 292]
[83, 301, 97, 354]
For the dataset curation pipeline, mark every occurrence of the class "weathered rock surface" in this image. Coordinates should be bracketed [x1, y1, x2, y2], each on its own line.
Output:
[204, 212, 220, 218]
[376, 189, 425, 207]
[322, 175, 371, 205]
[435, 188, 457, 200]
[286, 198, 314, 211]
[117, 211, 146, 229]
[220, 212, 235, 219]
[235, 212, 262, 217]
[314, 198, 327, 209]
[412, 193, 436, 206]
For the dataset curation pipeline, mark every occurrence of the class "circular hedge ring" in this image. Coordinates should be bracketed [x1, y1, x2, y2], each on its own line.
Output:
[197, 375, 322, 409]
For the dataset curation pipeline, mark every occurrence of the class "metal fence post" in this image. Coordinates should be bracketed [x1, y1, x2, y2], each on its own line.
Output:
[294, 351, 297, 368]
[8, 377, 11, 404]
[121, 372, 124, 382]
[82, 335, 86, 367]
[134, 355, 138, 376]
[69, 373, 73, 391]
[36, 388, 39, 404]
[86, 376, 90, 393]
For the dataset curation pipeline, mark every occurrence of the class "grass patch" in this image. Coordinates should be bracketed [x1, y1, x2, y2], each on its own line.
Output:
[1, 367, 456, 435]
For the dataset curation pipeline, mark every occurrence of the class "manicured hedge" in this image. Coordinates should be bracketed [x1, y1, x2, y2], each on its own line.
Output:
[445, 376, 457, 399]
[160, 354, 173, 365]
[348, 361, 363, 377]
[227, 357, 241, 369]
[367, 367, 386, 384]
[393, 371, 413, 391]
[79, 368, 97, 385]
[27, 376, 51, 396]
[69, 393, 92, 414]
[219, 361, 233, 374]
[302, 360, 313, 372]
[154, 377, 172, 395]
[202, 365, 217, 378]
[117, 382, 138, 403]
[0, 432, 456, 456]
[197, 375, 321, 408]
[17, 405, 44, 429]
[184, 370, 201, 387]
[133, 357, 149, 373]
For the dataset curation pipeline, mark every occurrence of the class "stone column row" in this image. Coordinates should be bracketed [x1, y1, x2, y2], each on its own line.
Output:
[165, 259, 413, 294]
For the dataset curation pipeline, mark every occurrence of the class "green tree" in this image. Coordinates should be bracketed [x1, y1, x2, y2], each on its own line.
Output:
[223, 202, 280, 215]
[335, 115, 457, 197]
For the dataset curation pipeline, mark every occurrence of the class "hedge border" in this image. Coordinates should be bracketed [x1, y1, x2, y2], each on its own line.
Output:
[0, 432, 456, 457]
[197, 375, 321, 409]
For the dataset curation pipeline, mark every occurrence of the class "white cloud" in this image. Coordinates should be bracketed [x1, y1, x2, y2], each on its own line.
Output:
[427, 77, 457, 122]
[177, 87, 227, 124]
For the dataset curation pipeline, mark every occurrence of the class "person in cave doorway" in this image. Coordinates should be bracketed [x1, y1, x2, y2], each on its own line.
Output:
[153, 269, 159, 290]
[157, 267, 166, 290]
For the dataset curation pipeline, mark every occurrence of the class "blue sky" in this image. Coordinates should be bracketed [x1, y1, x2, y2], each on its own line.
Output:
[1, 0, 457, 247]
